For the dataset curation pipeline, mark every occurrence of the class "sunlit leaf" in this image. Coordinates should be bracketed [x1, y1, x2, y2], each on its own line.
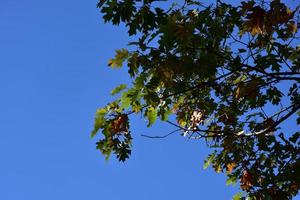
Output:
[111, 84, 127, 95]
[204, 151, 216, 169]
[146, 106, 158, 127]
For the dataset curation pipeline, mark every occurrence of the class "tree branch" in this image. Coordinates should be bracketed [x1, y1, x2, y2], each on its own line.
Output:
[141, 128, 181, 139]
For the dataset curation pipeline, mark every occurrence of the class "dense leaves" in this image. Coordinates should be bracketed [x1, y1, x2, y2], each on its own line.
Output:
[92, 0, 300, 199]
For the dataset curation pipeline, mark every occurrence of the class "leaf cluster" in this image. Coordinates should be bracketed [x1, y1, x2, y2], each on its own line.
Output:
[93, 0, 300, 198]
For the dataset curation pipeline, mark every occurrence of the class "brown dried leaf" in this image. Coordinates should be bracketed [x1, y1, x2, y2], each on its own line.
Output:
[240, 170, 253, 191]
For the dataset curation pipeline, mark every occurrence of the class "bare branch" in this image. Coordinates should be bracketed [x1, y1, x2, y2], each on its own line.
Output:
[141, 128, 181, 139]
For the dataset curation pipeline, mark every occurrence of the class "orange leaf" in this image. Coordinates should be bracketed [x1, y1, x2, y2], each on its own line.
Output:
[226, 163, 237, 173]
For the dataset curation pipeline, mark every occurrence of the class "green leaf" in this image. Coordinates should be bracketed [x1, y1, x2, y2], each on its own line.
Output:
[134, 73, 146, 90]
[160, 107, 172, 121]
[288, 50, 299, 61]
[232, 192, 243, 200]
[96, 139, 112, 160]
[120, 92, 131, 109]
[111, 84, 127, 95]
[233, 74, 247, 84]
[91, 108, 107, 138]
[116, 142, 131, 162]
[226, 174, 238, 186]
[146, 106, 157, 127]
[204, 151, 216, 169]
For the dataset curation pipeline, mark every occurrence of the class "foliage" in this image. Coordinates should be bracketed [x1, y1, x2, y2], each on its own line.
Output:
[92, 0, 300, 199]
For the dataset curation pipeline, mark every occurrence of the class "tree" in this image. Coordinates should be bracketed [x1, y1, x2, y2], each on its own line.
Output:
[91, 0, 300, 199]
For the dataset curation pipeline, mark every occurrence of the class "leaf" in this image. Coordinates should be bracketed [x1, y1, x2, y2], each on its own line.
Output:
[240, 170, 253, 191]
[245, 6, 266, 36]
[146, 106, 157, 127]
[226, 162, 237, 173]
[160, 107, 172, 121]
[116, 142, 131, 162]
[96, 139, 112, 160]
[233, 74, 247, 84]
[289, 50, 299, 61]
[108, 48, 129, 68]
[204, 151, 216, 169]
[120, 92, 131, 109]
[215, 164, 222, 173]
[226, 174, 238, 186]
[288, 21, 298, 33]
[91, 108, 107, 138]
[111, 84, 127, 95]
[232, 192, 243, 200]
[110, 114, 129, 134]
[134, 73, 146, 89]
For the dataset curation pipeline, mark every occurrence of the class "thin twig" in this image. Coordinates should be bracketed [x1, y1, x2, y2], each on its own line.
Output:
[141, 128, 181, 139]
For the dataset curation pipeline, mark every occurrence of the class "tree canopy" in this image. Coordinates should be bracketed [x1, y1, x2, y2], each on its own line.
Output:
[92, 0, 300, 199]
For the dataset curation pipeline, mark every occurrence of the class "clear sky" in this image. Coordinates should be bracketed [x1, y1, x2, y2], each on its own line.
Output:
[0, 0, 299, 200]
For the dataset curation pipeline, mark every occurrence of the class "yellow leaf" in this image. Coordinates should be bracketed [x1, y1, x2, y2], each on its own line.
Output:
[286, 8, 292, 16]
[108, 48, 129, 68]
[215, 164, 222, 173]
[250, 25, 263, 36]
[178, 118, 186, 127]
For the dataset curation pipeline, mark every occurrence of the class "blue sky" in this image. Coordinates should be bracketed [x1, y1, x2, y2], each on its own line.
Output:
[0, 0, 299, 199]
